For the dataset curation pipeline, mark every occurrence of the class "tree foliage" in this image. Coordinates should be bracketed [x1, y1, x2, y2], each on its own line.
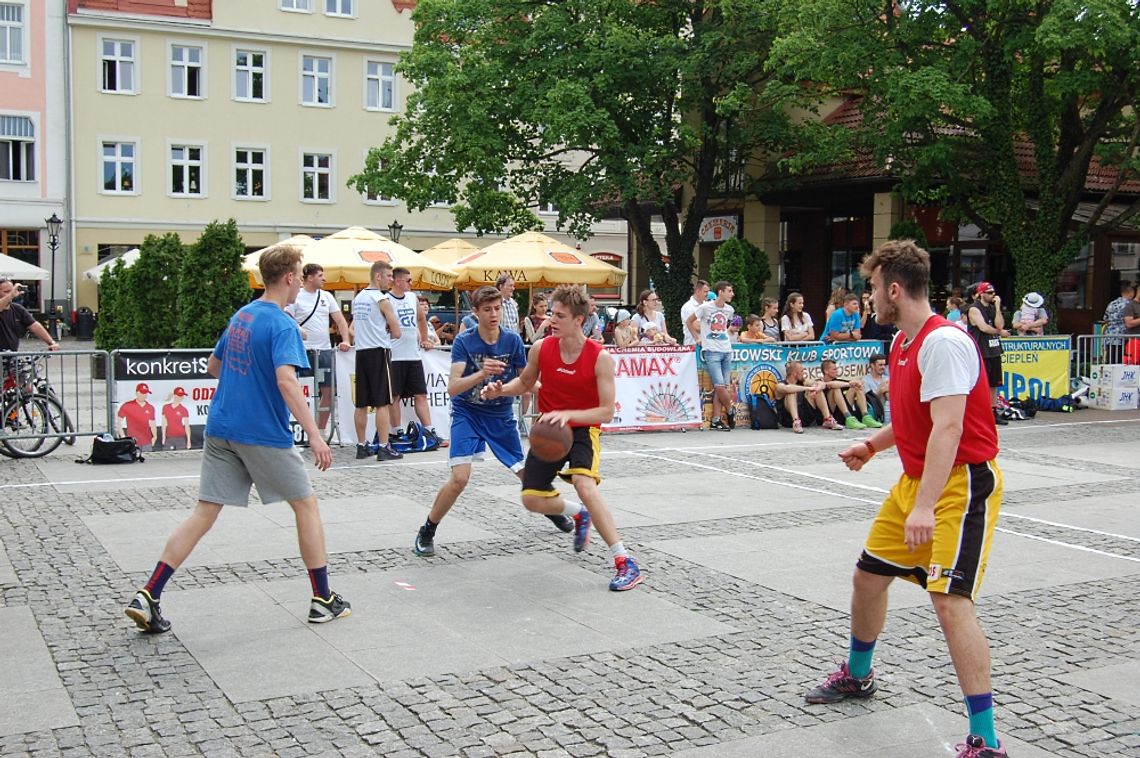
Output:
[94, 259, 129, 352]
[351, 0, 821, 331]
[126, 233, 184, 349]
[708, 238, 771, 316]
[175, 219, 251, 349]
[771, 0, 1140, 308]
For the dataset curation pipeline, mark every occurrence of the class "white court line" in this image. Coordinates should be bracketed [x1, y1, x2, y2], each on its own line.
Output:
[995, 528, 1140, 563]
[1001, 513, 1140, 544]
[998, 417, 1139, 431]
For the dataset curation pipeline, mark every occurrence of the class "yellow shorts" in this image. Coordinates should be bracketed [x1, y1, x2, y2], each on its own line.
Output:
[857, 460, 1003, 601]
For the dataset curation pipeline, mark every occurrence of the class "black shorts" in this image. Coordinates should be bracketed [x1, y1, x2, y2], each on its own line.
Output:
[297, 348, 334, 388]
[390, 360, 428, 397]
[520, 426, 602, 497]
[777, 394, 821, 428]
[354, 347, 393, 408]
[982, 355, 1003, 388]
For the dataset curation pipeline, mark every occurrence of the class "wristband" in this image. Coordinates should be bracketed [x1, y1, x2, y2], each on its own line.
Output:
[863, 438, 876, 456]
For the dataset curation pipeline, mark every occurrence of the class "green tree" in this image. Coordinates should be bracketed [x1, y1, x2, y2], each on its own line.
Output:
[175, 220, 251, 348]
[94, 259, 129, 352]
[350, 0, 823, 334]
[126, 233, 184, 349]
[772, 0, 1140, 313]
[708, 238, 771, 316]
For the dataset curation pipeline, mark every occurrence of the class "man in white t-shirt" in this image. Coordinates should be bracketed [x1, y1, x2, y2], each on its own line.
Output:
[687, 281, 737, 430]
[680, 280, 710, 346]
[352, 261, 403, 461]
[285, 264, 352, 431]
[387, 267, 437, 439]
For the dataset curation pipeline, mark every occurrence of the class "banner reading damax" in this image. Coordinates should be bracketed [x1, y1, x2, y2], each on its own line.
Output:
[604, 345, 702, 431]
[999, 336, 1071, 401]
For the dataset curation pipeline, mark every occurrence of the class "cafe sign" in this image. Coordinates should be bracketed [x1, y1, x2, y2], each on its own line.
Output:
[699, 215, 739, 243]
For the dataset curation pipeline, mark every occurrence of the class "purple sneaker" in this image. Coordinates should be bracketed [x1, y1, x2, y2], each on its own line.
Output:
[573, 507, 592, 552]
[955, 735, 1009, 758]
[804, 662, 877, 704]
[609, 556, 643, 591]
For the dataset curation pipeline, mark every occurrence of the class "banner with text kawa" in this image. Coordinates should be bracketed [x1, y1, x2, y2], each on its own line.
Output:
[603, 345, 703, 432]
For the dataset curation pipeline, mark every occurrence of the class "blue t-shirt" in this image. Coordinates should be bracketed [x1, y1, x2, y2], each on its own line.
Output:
[206, 300, 310, 447]
[460, 313, 479, 332]
[823, 309, 859, 342]
[450, 327, 527, 415]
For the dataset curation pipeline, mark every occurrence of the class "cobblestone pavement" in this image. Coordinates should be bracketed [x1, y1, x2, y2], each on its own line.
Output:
[1, 409, 1139, 757]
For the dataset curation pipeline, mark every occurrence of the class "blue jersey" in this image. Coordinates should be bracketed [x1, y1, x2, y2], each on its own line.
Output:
[823, 309, 860, 342]
[206, 300, 309, 447]
[450, 327, 527, 415]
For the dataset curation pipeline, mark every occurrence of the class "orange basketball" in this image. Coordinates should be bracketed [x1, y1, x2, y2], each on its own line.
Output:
[529, 417, 573, 462]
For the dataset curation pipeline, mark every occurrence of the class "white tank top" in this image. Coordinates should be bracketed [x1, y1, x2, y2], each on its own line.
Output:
[351, 288, 391, 349]
[388, 291, 421, 361]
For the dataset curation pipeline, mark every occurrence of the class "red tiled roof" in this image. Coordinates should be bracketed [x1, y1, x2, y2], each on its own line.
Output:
[71, 0, 211, 19]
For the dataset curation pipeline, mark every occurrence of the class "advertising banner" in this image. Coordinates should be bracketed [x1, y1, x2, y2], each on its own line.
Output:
[998, 336, 1071, 401]
[335, 347, 453, 445]
[603, 345, 702, 432]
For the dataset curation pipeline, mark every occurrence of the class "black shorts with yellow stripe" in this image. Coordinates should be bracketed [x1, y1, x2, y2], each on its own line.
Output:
[520, 426, 602, 498]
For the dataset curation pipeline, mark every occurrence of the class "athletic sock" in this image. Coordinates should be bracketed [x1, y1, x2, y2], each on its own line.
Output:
[713, 416, 722, 424]
[562, 500, 584, 518]
[422, 517, 438, 535]
[608, 541, 629, 563]
[965, 693, 999, 748]
[847, 635, 876, 679]
[143, 561, 175, 600]
[308, 566, 331, 600]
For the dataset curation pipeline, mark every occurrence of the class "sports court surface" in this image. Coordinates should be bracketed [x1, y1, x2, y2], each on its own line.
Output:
[1, 411, 1137, 756]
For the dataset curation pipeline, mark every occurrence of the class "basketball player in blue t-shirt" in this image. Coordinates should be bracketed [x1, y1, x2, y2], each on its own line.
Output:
[413, 286, 573, 556]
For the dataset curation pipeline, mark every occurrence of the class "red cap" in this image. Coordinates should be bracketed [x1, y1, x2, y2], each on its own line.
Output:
[135, 382, 152, 394]
[977, 281, 995, 294]
[172, 387, 187, 397]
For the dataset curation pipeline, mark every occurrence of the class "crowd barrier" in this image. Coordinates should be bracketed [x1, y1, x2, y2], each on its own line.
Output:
[1074, 333, 1140, 375]
[0, 349, 111, 449]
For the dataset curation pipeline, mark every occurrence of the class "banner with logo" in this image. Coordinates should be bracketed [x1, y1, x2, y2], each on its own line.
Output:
[335, 347, 453, 444]
[999, 336, 1071, 401]
[603, 345, 702, 431]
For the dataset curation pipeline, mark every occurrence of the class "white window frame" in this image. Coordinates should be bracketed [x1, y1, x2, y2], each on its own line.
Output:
[168, 141, 207, 198]
[99, 137, 140, 195]
[360, 152, 396, 206]
[233, 47, 269, 103]
[363, 59, 396, 112]
[300, 52, 334, 107]
[99, 35, 138, 95]
[300, 149, 335, 203]
[233, 144, 270, 201]
[538, 200, 559, 216]
[280, 0, 311, 12]
[168, 41, 206, 99]
[0, 2, 27, 66]
[0, 113, 35, 182]
[324, 0, 354, 18]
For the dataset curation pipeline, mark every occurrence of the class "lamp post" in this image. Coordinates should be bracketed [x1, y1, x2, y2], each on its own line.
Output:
[387, 220, 403, 243]
[45, 213, 62, 340]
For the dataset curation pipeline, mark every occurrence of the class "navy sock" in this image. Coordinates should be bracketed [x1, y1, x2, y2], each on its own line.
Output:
[423, 518, 438, 535]
[143, 561, 175, 599]
[847, 635, 876, 679]
[308, 566, 331, 600]
[965, 693, 998, 748]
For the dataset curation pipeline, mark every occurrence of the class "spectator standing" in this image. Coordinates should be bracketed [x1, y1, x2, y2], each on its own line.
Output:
[496, 274, 519, 335]
[522, 293, 552, 344]
[1124, 285, 1140, 364]
[632, 289, 676, 344]
[611, 309, 638, 347]
[775, 360, 838, 433]
[285, 263, 352, 433]
[0, 278, 60, 352]
[387, 267, 437, 439]
[861, 291, 898, 353]
[739, 314, 770, 344]
[421, 298, 442, 348]
[966, 281, 1010, 426]
[945, 296, 967, 326]
[1103, 282, 1136, 362]
[351, 261, 404, 460]
[758, 298, 781, 340]
[1011, 292, 1048, 335]
[680, 280, 710, 346]
[581, 296, 604, 342]
[781, 292, 815, 342]
[687, 281, 737, 430]
[822, 293, 862, 343]
[824, 286, 849, 321]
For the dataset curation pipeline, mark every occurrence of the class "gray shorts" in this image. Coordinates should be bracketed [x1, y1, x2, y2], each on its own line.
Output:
[198, 436, 312, 506]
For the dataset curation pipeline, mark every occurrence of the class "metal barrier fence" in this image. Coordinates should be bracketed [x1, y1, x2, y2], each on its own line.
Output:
[1073, 334, 1140, 378]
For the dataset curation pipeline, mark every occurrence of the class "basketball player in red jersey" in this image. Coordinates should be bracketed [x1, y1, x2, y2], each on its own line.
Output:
[804, 240, 1007, 758]
[482, 285, 642, 591]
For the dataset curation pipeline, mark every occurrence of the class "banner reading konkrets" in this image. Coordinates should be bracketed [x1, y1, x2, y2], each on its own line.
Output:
[999, 336, 1071, 401]
[604, 345, 703, 431]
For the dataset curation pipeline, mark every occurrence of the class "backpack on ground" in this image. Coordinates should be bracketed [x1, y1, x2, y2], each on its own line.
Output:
[76, 435, 145, 464]
[749, 394, 779, 430]
[384, 422, 441, 453]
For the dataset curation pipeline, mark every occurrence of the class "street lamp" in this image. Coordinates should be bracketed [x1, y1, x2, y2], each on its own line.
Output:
[45, 213, 62, 340]
[387, 220, 403, 243]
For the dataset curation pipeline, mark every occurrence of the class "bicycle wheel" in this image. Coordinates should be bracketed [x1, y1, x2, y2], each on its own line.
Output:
[40, 394, 77, 446]
[1, 397, 50, 458]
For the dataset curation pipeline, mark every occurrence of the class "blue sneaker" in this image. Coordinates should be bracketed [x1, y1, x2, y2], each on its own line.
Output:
[573, 507, 592, 552]
[609, 556, 643, 591]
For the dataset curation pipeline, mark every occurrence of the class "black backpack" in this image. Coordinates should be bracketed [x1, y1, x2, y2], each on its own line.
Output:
[749, 394, 779, 430]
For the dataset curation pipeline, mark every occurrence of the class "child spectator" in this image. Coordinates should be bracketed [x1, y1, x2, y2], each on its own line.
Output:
[1012, 292, 1049, 335]
[780, 292, 815, 342]
[612, 309, 639, 347]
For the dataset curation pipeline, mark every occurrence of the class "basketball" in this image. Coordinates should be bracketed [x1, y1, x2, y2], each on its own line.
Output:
[528, 417, 573, 462]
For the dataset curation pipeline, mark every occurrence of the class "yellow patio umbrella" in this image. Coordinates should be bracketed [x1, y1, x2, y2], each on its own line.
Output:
[420, 238, 483, 267]
[242, 235, 316, 288]
[303, 226, 457, 291]
[450, 232, 626, 290]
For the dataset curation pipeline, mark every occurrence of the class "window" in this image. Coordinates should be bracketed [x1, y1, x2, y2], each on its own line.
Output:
[538, 200, 559, 215]
[0, 3, 23, 63]
[301, 55, 332, 106]
[234, 147, 267, 199]
[301, 152, 332, 201]
[101, 39, 136, 93]
[102, 141, 136, 193]
[169, 144, 204, 196]
[0, 115, 33, 181]
[280, 0, 310, 10]
[365, 61, 394, 111]
[234, 49, 266, 101]
[170, 44, 203, 98]
[325, 0, 353, 16]
[362, 158, 395, 204]
[97, 243, 132, 265]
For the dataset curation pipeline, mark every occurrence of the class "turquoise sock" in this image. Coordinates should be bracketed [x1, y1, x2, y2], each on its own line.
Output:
[847, 635, 876, 679]
[965, 693, 998, 748]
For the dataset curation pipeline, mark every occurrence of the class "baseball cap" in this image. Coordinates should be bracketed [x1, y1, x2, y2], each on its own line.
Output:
[135, 382, 152, 394]
[977, 281, 996, 294]
[1022, 292, 1044, 309]
[172, 387, 188, 397]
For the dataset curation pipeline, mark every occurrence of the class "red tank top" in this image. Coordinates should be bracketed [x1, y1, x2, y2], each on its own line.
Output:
[890, 315, 999, 478]
[538, 337, 602, 427]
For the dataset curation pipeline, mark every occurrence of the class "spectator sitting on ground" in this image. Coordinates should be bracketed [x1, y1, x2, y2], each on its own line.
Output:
[819, 358, 883, 430]
[612, 309, 639, 347]
[780, 292, 815, 341]
[775, 360, 840, 434]
[822, 293, 862, 343]
[1012, 292, 1049, 335]
[862, 352, 890, 422]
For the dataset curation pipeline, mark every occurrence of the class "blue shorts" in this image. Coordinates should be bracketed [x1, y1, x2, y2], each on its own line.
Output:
[704, 350, 733, 386]
[448, 403, 524, 471]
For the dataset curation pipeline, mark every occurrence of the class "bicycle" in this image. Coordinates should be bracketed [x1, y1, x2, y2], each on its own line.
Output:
[1, 356, 78, 459]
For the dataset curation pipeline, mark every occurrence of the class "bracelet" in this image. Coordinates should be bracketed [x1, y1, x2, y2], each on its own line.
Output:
[863, 438, 876, 456]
